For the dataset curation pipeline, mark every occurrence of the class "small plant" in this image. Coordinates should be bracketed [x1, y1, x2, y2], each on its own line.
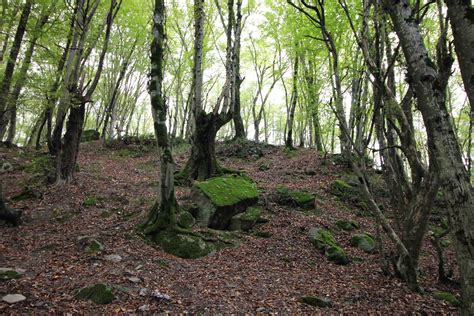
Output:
[83, 196, 98, 208]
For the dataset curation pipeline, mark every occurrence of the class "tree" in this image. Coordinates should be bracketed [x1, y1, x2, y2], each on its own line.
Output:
[383, 1, 474, 313]
[141, 0, 178, 234]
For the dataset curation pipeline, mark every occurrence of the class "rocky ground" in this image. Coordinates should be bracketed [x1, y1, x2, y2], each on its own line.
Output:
[0, 141, 461, 314]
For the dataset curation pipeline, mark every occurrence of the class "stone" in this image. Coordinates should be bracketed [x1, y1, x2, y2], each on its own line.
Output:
[177, 211, 195, 229]
[300, 296, 332, 307]
[229, 207, 262, 231]
[335, 219, 360, 231]
[153, 230, 215, 259]
[1, 162, 13, 173]
[2, 294, 26, 304]
[192, 176, 259, 229]
[433, 291, 460, 306]
[128, 277, 140, 283]
[350, 233, 376, 253]
[309, 228, 349, 265]
[152, 290, 171, 301]
[0, 268, 23, 281]
[77, 236, 104, 253]
[275, 186, 315, 209]
[104, 254, 122, 263]
[75, 283, 115, 304]
[138, 304, 150, 312]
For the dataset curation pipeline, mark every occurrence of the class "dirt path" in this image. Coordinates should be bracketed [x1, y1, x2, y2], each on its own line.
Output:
[0, 142, 460, 313]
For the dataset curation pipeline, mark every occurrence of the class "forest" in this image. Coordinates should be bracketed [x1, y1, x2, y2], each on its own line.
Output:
[0, 0, 473, 314]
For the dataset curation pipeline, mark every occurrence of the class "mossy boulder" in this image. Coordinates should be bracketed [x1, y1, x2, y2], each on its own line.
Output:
[191, 175, 259, 230]
[300, 296, 332, 308]
[81, 130, 100, 142]
[229, 207, 262, 231]
[77, 236, 104, 253]
[0, 269, 22, 282]
[432, 291, 461, 307]
[177, 211, 195, 229]
[309, 228, 349, 265]
[336, 219, 360, 231]
[153, 230, 215, 259]
[350, 233, 376, 253]
[75, 283, 115, 304]
[276, 186, 315, 209]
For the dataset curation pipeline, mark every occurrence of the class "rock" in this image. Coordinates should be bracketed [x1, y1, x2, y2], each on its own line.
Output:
[153, 230, 215, 259]
[300, 296, 332, 307]
[433, 291, 460, 306]
[229, 207, 262, 231]
[2, 294, 26, 304]
[139, 288, 148, 296]
[255, 231, 272, 238]
[138, 304, 150, 312]
[152, 290, 171, 301]
[309, 228, 349, 265]
[335, 219, 360, 231]
[256, 307, 266, 312]
[177, 211, 195, 229]
[192, 176, 259, 230]
[75, 283, 115, 304]
[1, 162, 13, 173]
[275, 186, 315, 209]
[350, 233, 376, 253]
[81, 129, 100, 142]
[77, 236, 104, 253]
[104, 254, 122, 262]
[128, 277, 140, 283]
[0, 268, 23, 281]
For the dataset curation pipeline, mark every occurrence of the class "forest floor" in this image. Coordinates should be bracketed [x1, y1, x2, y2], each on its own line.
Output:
[0, 141, 461, 314]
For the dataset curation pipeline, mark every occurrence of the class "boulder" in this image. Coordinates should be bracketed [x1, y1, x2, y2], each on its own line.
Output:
[350, 233, 376, 253]
[81, 129, 100, 142]
[177, 211, 195, 229]
[335, 219, 360, 231]
[77, 236, 104, 253]
[309, 228, 349, 265]
[191, 176, 259, 230]
[300, 296, 332, 307]
[229, 207, 262, 231]
[75, 283, 115, 304]
[432, 291, 460, 307]
[276, 185, 315, 209]
[153, 230, 215, 259]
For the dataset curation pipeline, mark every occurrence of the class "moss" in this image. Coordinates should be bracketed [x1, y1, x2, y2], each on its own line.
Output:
[229, 207, 262, 231]
[276, 186, 315, 209]
[330, 180, 353, 198]
[75, 283, 115, 304]
[86, 240, 104, 253]
[432, 291, 460, 307]
[81, 129, 100, 142]
[83, 196, 98, 208]
[153, 230, 215, 259]
[240, 207, 262, 221]
[300, 296, 332, 308]
[350, 233, 376, 253]
[177, 211, 195, 229]
[255, 231, 272, 238]
[336, 219, 360, 231]
[25, 154, 54, 175]
[309, 228, 349, 265]
[0, 270, 21, 281]
[194, 175, 258, 207]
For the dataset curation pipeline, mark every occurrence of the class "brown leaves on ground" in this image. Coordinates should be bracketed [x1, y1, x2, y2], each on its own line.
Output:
[0, 142, 460, 314]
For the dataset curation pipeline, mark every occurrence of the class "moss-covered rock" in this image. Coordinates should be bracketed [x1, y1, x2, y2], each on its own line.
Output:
[276, 186, 315, 209]
[81, 130, 100, 142]
[192, 175, 259, 230]
[350, 233, 376, 253]
[309, 228, 349, 265]
[255, 230, 272, 238]
[300, 296, 332, 307]
[432, 291, 460, 306]
[75, 283, 115, 304]
[335, 219, 360, 231]
[229, 207, 262, 231]
[177, 211, 195, 229]
[77, 236, 104, 253]
[0, 269, 21, 282]
[153, 230, 215, 259]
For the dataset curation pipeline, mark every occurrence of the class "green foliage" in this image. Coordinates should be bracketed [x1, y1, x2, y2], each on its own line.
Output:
[83, 197, 98, 208]
[193, 176, 259, 207]
[0, 270, 21, 282]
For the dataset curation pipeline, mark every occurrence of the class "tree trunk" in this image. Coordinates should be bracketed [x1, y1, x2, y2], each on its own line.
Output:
[0, 185, 21, 226]
[384, 2, 474, 313]
[0, 0, 32, 135]
[286, 52, 299, 149]
[446, 0, 474, 112]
